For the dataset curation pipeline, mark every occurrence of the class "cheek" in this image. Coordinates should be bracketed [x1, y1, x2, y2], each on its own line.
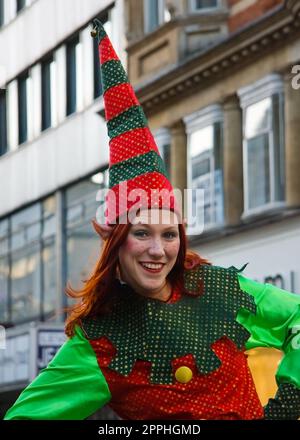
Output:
[121, 236, 148, 257]
[165, 241, 180, 261]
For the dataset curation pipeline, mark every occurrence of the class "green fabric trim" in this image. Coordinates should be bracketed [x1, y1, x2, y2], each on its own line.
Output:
[237, 273, 300, 389]
[109, 150, 167, 188]
[82, 265, 256, 385]
[4, 326, 111, 420]
[102, 60, 128, 93]
[107, 105, 147, 139]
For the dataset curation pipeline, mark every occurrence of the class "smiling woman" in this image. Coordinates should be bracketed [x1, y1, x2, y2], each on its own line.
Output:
[4, 19, 300, 421]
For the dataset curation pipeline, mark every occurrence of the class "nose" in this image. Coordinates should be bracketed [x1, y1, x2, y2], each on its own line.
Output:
[148, 238, 165, 258]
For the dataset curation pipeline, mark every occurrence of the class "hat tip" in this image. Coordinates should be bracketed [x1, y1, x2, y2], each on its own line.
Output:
[90, 19, 106, 39]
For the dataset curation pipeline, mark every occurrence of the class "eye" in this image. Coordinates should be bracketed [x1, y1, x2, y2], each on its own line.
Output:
[163, 231, 178, 239]
[133, 230, 149, 238]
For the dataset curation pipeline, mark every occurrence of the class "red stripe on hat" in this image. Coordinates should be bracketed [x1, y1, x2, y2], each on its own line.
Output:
[109, 127, 160, 165]
[99, 35, 119, 64]
[104, 83, 140, 121]
[105, 172, 175, 224]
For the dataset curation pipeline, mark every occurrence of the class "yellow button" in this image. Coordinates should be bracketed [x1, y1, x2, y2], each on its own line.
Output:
[175, 366, 193, 384]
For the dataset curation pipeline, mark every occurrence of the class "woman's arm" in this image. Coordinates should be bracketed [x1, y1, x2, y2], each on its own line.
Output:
[237, 274, 300, 419]
[4, 326, 111, 420]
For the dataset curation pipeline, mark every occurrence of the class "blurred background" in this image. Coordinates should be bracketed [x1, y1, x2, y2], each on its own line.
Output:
[0, 0, 300, 419]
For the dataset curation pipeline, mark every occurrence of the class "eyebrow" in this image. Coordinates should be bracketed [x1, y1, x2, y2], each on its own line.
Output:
[131, 224, 178, 231]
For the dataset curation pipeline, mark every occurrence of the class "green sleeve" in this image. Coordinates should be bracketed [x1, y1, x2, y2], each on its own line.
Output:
[4, 326, 111, 420]
[237, 273, 300, 419]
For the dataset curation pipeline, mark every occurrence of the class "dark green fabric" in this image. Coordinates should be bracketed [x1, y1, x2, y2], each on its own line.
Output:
[109, 150, 167, 188]
[4, 326, 111, 420]
[264, 383, 300, 420]
[107, 105, 147, 139]
[102, 60, 129, 93]
[82, 265, 256, 385]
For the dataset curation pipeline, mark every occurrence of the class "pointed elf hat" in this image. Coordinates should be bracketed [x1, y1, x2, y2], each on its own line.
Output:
[92, 19, 179, 225]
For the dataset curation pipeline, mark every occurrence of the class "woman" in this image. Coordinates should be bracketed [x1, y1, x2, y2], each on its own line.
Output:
[4, 207, 300, 420]
[4, 20, 300, 420]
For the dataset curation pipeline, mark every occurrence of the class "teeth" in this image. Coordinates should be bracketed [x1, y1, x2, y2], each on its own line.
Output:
[141, 263, 164, 270]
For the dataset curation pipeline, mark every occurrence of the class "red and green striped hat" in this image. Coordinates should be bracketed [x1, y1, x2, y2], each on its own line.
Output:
[92, 19, 177, 224]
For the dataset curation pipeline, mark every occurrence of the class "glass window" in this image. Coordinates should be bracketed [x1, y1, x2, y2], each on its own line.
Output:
[155, 129, 171, 179]
[244, 94, 284, 211]
[0, 256, 9, 324]
[0, 219, 9, 324]
[16, 0, 26, 13]
[144, 0, 170, 34]
[191, 0, 218, 10]
[41, 56, 53, 131]
[41, 197, 57, 319]
[18, 73, 29, 145]
[11, 244, 41, 323]
[66, 36, 79, 116]
[0, 0, 4, 28]
[188, 121, 224, 229]
[66, 172, 108, 294]
[0, 89, 7, 156]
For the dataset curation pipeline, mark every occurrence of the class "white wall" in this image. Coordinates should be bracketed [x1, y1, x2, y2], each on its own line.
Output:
[0, 0, 116, 87]
[0, 100, 109, 215]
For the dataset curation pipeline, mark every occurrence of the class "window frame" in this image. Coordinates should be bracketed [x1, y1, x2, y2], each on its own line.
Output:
[0, 89, 8, 156]
[184, 104, 224, 234]
[144, 0, 167, 34]
[189, 0, 222, 13]
[238, 74, 285, 218]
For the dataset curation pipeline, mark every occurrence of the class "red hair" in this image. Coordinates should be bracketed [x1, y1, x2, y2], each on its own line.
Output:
[65, 219, 210, 337]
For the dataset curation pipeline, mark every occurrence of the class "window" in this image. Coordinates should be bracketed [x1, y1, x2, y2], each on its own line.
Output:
[0, 219, 9, 324]
[41, 56, 53, 131]
[18, 73, 28, 145]
[239, 74, 285, 214]
[11, 204, 42, 323]
[144, 0, 171, 34]
[16, 0, 26, 13]
[185, 105, 224, 231]
[190, 0, 219, 11]
[0, 89, 7, 156]
[93, 30, 103, 99]
[0, 0, 4, 27]
[155, 128, 171, 179]
[1, 197, 57, 325]
[41, 197, 57, 319]
[66, 171, 108, 296]
[66, 36, 79, 116]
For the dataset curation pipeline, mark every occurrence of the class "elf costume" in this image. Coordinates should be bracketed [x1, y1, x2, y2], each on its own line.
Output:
[4, 20, 300, 421]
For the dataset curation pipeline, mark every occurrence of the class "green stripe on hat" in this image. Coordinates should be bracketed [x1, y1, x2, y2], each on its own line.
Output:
[107, 106, 148, 139]
[109, 150, 167, 188]
[102, 60, 129, 93]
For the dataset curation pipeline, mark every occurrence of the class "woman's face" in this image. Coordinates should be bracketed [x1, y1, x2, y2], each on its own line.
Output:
[118, 209, 180, 300]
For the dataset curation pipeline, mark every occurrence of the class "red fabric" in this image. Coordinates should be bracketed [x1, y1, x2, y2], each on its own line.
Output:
[105, 172, 176, 224]
[89, 286, 264, 420]
[99, 35, 119, 64]
[110, 128, 160, 165]
[104, 83, 140, 121]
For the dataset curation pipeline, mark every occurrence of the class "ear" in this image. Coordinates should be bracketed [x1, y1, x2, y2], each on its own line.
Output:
[92, 219, 113, 240]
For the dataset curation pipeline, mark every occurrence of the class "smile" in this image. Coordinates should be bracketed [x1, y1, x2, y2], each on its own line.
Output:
[139, 262, 165, 273]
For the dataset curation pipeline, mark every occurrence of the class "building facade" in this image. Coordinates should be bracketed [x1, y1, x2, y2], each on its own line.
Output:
[125, 0, 300, 406]
[0, 0, 125, 418]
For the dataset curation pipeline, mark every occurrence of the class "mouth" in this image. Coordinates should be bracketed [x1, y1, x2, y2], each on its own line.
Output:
[139, 262, 166, 274]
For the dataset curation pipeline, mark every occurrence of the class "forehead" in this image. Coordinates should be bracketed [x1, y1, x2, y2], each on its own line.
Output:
[131, 209, 179, 226]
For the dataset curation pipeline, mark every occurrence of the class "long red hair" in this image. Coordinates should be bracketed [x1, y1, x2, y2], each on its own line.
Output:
[65, 219, 210, 337]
